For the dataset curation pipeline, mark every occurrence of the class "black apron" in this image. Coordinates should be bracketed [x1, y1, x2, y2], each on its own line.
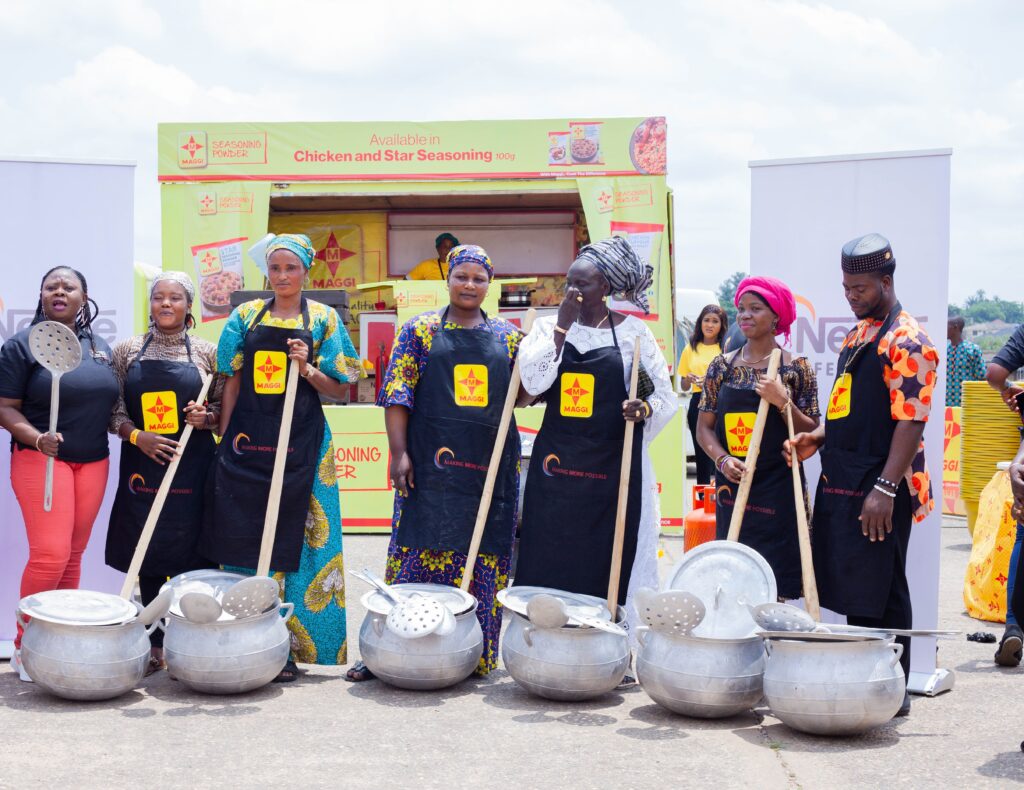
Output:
[202, 298, 324, 572]
[812, 304, 912, 618]
[106, 334, 216, 576]
[396, 310, 520, 556]
[515, 320, 643, 605]
[713, 353, 803, 599]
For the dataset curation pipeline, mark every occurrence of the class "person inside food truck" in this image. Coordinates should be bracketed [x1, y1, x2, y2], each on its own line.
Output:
[407, 232, 459, 280]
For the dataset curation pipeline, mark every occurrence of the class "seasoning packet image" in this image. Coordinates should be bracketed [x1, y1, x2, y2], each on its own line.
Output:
[548, 131, 570, 166]
[569, 121, 603, 165]
[192, 237, 246, 322]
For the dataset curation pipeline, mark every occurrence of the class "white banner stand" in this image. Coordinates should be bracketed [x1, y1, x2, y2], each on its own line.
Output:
[0, 157, 135, 658]
[749, 149, 954, 697]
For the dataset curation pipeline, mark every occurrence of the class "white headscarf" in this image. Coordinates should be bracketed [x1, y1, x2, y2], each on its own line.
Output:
[150, 271, 196, 303]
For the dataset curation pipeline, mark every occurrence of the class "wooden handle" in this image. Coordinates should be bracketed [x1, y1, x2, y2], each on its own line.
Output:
[606, 341, 643, 617]
[786, 404, 821, 620]
[120, 374, 214, 599]
[43, 374, 61, 512]
[726, 348, 782, 542]
[256, 360, 301, 577]
[461, 309, 536, 592]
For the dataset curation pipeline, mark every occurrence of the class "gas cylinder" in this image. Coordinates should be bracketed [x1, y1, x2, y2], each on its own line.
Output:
[683, 485, 717, 551]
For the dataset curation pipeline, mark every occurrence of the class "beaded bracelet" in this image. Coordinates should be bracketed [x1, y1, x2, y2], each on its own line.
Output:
[129, 428, 141, 446]
[876, 476, 898, 490]
[715, 454, 731, 473]
[872, 484, 896, 498]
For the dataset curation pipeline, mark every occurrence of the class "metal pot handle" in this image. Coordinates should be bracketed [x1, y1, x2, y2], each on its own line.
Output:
[145, 620, 160, 636]
[15, 610, 28, 630]
[636, 625, 650, 647]
[156, 616, 170, 634]
[763, 639, 773, 657]
[889, 642, 904, 668]
[523, 624, 535, 648]
[279, 602, 295, 621]
[372, 615, 383, 637]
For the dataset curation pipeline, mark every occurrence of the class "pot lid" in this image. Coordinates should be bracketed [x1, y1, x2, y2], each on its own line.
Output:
[664, 541, 777, 639]
[160, 569, 248, 618]
[361, 583, 475, 616]
[19, 589, 138, 626]
[497, 586, 613, 621]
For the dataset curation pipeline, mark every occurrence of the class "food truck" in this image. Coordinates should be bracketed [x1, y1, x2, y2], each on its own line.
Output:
[156, 118, 685, 533]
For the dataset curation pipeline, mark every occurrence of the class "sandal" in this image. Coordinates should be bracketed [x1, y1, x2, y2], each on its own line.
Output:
[344, 661, 375, 682]
[273, 660, 300, 683]
[145, 655, 166, 677]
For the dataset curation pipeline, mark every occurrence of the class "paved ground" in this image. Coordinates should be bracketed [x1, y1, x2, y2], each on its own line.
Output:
[2, 521, 1022, 789]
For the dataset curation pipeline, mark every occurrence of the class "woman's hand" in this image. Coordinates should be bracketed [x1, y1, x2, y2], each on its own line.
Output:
[623, 399, 648, 423]
[390, 451, 415, 497]
[686, 373, 703, 389]
[783, 431, 823, 466]
[755, 375, 790, 409]
[1010, 461, 1024, 521]
[136, 431, 179, 466]
[287, 338, 311, 375]
[721, 456, 746, 484]
[556, 286, 583, 330]
[1001, 383, 1023, 413]
[183, 400, 209, 429]
[35, 431, 63, 457]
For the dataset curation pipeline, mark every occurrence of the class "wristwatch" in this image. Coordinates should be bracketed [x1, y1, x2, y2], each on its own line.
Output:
[301, 365, 315, 379]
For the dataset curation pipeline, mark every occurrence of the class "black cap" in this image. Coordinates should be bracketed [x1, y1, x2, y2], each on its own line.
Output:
[841, 233, 894, 274]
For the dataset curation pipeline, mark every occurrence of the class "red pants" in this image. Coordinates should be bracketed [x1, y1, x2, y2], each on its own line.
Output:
[11, 446, 109, 646]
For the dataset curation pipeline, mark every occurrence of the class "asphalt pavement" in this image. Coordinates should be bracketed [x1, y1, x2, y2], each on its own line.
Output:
[1, 521, 1022, 789]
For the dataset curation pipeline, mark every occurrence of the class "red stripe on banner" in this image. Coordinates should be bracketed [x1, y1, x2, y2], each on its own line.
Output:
[342, 518, 393, 527]
[660, 518, 683, 526]
[158, 170, 642, 183]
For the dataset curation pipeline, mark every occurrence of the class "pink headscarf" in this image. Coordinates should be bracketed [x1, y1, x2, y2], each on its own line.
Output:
[734, 276, 797, 344]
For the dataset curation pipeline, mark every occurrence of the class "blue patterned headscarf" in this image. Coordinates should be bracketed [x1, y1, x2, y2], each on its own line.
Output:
[265, 233, 316, 270]
[446, 244, 493, 280]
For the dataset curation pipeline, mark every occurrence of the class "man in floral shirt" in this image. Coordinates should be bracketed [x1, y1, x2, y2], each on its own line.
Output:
[788, 233, 938, 719]
[945, 316, 985, 408]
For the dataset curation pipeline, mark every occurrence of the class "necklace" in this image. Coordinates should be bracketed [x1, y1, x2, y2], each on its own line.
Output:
[740, 344, 775, 366]
[579, 310, 611, 329]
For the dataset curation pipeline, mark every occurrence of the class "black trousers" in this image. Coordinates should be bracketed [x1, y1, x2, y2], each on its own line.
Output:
[140, 575, 167, 649]
[687, 394, 714, 486]
[846, 498, 913, 681]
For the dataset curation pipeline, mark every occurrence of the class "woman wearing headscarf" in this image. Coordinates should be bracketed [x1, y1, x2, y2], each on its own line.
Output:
[106, 271, 224, 675]
[516, 237, 677, 639]
[202, 233, 362, 682]
[0, 267, 120, 681]
[696, 276, 819, 599]
[679, 304, 728, 485]
[346, 245, 523, 682]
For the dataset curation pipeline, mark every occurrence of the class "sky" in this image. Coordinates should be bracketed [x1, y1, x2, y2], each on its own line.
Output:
[1, 0, 1022, 304]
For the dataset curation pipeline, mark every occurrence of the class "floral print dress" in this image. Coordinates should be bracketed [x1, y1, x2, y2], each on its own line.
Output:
[217, 298, 362, 665]
[376, 311, 522, 674]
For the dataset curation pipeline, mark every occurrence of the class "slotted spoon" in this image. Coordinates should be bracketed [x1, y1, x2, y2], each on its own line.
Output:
[636, 588, 706, 636]
[28, 321, 82, 512]
[357, 568, 454, 639]
[747, 601, 817, 633]
[221, 575, 280, 619]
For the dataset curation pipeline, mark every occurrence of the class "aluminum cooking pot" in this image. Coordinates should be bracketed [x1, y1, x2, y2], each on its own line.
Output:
[762, 635, 905, 736]
[161, 603, 293, 695]
[636, 626, 765, 718]
[18, 611, 152, 701]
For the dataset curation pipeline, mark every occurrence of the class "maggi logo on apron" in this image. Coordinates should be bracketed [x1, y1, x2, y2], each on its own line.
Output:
[253, 351, 287, 394]
[723, 412, 756, 456]
[140, 391, 179, 434]
[827, 373, 852, 420]
[560, 373, 595, 418]
[453, 364, 488, 407]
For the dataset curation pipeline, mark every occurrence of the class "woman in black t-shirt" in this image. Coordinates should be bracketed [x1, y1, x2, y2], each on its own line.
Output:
[0, 267, 119, 681]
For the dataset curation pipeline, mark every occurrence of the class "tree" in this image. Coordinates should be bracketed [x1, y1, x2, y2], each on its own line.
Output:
[948, 303, 962, 318]
[717, 272, 746, 322]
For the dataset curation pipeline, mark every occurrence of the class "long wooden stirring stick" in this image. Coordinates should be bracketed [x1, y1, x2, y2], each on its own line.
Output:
[461, 309, 536, 592]
[785, 403, 821, 620]
[606, 341, 643, 618]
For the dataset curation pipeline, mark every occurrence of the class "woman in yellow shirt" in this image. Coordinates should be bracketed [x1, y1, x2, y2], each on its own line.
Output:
[678, 304, 727, 484]
[407, 233, 459, 280]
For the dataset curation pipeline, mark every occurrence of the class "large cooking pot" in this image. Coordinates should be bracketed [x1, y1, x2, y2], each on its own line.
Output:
[358, 583, 483, 690]
[502, 609, 629, 701]
[161, 603, 293, 695]
[636, 627, 765, 718]
[762, 635, 905, 735]
[18, 611, 153, 701]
